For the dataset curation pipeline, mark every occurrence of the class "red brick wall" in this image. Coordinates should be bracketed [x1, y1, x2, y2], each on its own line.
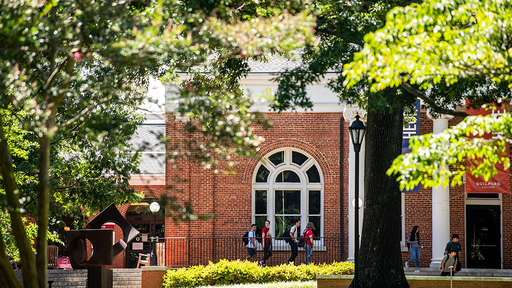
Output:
[165, 112, 348, 263]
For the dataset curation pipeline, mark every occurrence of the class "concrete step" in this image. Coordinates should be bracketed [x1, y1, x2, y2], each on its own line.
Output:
[404, 267, 512, 277]
[15, 268, 143, 288]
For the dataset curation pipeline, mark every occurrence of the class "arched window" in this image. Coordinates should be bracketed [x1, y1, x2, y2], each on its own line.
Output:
[253, 148, 323, 242]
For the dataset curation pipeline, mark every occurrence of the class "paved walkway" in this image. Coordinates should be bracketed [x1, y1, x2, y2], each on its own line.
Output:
[404, 267, 512, 277]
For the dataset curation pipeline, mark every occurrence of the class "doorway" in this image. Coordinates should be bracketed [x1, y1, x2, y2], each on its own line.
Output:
[466, 205, 501, 268]
[125, 203, 165, 268]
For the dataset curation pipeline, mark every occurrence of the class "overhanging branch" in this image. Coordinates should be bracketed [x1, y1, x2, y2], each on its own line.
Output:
[401, 82, 469, 118]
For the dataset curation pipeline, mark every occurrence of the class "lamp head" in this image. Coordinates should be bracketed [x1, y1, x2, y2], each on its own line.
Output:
[149, 202, 160, 213]
[349, 114, 366, 152]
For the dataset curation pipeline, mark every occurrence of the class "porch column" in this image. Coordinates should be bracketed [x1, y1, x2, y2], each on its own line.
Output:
[343, 107, 366, 262]
[428, 112, 453, 267]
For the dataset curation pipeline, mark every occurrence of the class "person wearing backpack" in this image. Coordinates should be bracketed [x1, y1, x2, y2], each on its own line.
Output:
[303, 222, 315, 265]
[244, 224, 258, 262]
[259, 220, 272, 267]
[286, 219, 301, 265]
[440, 249, 458, 276]
[444, 234, 462, 273]
[405, 226, 423, 272]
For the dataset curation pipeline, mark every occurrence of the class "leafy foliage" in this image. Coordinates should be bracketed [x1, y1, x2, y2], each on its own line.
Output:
[162, 259, 354, 288]
[388, 113, 511, 190]
[341, 0, 512, 189]
[0, 0, 316, 287]
[343, 0, 512, 92]
[0, 210, 62, 263]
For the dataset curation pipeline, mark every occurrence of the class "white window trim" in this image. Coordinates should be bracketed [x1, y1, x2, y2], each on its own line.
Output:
[252, 148, 324, 250]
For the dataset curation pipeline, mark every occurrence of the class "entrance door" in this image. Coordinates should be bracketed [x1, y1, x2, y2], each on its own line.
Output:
[466, 205, 501, 268]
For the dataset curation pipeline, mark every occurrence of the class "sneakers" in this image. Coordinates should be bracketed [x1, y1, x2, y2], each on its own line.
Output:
[415, 269, 420, 272]
[404, 262, 409, 268]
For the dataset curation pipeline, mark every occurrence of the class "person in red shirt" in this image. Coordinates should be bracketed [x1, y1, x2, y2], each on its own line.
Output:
[259, 220, 272, 266]
[304, 222, 315, 264]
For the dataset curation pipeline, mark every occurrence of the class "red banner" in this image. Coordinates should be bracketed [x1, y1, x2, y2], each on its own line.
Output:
[466, 101, 510, 194]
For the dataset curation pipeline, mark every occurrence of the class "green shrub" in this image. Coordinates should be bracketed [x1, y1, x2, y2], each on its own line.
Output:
[162, 260, 354, 288]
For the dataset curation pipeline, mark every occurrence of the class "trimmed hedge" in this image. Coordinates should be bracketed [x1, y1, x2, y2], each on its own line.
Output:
[162, 260, 354, 288]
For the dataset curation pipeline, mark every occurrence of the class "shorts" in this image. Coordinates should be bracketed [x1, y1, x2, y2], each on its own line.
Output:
[247, 248, 256, 256]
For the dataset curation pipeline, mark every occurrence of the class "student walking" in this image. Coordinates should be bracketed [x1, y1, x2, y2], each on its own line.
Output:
[244, 224, 258, 262]
[260, 220, 272, 266]
[405, 226, 423, 272]
[441, 250, 458, 276]
[303, 222, 315, 265]
[444, 234, 462, 273]
[286, 219, 301, 265]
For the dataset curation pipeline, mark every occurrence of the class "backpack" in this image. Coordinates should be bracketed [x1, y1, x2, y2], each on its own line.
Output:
[242, 231, 249, 246]
[297, 229, 308, 248]
[255, 228, 263, 244]
[280, 229, 291, 243]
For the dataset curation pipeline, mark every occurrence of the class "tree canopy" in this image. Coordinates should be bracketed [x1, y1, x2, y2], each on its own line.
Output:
[342, 0, 512, 190]
[0, 1, 315, 287]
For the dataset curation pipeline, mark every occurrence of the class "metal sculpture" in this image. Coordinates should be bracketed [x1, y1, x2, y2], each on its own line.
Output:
[67, 203, 139, 288]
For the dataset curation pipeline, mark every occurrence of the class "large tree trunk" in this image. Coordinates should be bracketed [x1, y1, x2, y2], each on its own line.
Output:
[352, 103, 409, 287]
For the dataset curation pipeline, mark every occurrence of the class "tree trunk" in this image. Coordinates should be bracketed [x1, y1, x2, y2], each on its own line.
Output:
[0, 115, 37, 288]
[36, 136, 51, 288]
[352, 103, 409, 287]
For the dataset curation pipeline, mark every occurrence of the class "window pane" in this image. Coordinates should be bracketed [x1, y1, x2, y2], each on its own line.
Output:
[292, 151, 308, 166]
[256, 165, 270, 182]
[308, 216, 321, 239]
[284, 190, 301, 214]
[309, 190, 321, 214]
[268, 151, 284, 166]
[276, 171, 300, 183]
[275, 190, 283, 214]
[275, 216, 298, 240]
[306, 165, 320, 183]
[255, 190, 267, 214]
[275, 190, 301, 214]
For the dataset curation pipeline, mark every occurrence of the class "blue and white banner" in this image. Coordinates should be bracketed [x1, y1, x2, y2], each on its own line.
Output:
[401, 100, 421, 193]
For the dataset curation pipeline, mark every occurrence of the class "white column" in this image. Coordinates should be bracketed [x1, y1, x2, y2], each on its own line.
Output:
[343, 107, 366, 262]
[428, 114, 453, 267]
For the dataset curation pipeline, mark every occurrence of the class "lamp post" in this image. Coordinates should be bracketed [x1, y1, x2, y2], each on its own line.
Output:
[348, 113, 366, 288]
[149, 201, 161, 266]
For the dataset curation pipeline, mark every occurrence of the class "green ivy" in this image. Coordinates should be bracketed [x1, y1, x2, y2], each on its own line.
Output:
[162, 260, 354, 288]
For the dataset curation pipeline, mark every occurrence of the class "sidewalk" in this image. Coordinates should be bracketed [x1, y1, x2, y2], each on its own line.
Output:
[404, 267, 512, 277]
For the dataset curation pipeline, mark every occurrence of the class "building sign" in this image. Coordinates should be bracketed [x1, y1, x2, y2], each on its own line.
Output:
[466, 101, 510, 194]
[57, 257, 72, 269]
[402, 100, 421, 193]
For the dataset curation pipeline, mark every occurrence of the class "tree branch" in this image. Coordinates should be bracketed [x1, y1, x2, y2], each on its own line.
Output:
[401, 82, 469, 118]
[60, 97, 110, 129]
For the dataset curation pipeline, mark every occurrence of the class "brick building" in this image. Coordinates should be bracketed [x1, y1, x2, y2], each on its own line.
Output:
[106, 60, 510, 270]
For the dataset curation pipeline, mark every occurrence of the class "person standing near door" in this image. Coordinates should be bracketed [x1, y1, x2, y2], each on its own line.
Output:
[444, 234, 462, 273]
[260, 220, 272, 267]
[286, 219, 301, 265]
[405, 226, 423, 272]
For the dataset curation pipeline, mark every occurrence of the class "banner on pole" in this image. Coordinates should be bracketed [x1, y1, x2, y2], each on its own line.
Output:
[402, 100, 421, 193]
[466, 101, 510, 194]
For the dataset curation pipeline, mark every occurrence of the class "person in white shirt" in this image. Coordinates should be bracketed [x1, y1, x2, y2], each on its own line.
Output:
[244, 224, 258, 262]
[286, 219, 301, 265]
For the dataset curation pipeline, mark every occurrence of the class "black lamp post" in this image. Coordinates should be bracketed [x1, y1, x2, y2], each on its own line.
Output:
[149, 201, 160, 266]
[349, 113, 366, 288]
